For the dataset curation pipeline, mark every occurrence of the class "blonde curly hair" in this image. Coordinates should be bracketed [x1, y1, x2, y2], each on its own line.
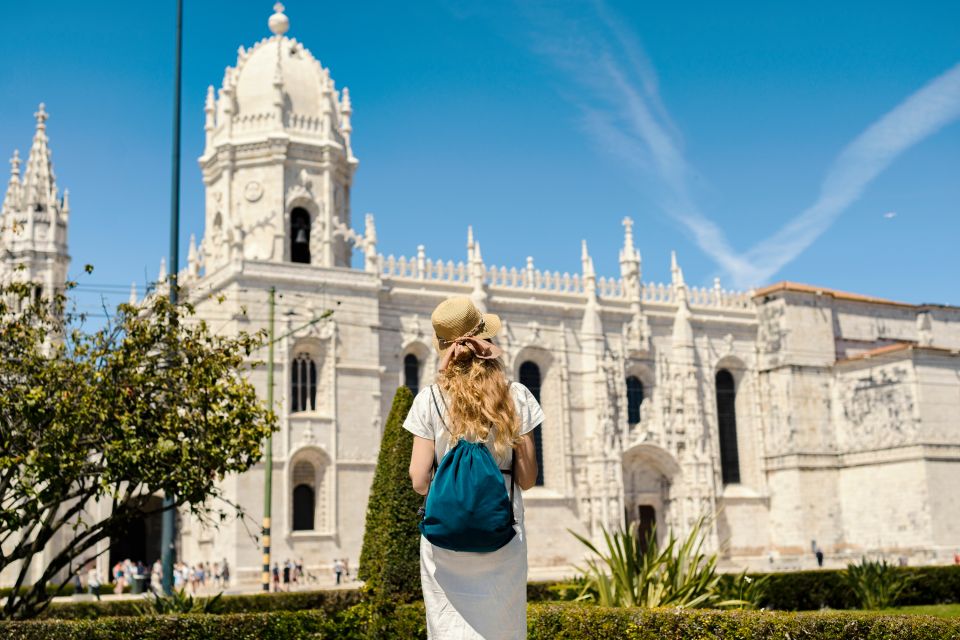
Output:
[437, 351, 520, 463]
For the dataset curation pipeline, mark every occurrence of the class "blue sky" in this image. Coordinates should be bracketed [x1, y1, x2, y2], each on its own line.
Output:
[2, 0, 958, 316]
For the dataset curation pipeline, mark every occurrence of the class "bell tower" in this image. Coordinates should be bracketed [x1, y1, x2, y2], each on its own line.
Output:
[198, 3, 358, 273]
[0, 104, 70, 298]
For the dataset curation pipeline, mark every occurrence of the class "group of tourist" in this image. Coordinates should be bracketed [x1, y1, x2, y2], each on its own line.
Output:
[269, 558, 316, 591]
[167, 559, 231, 593]
[74, 557, 232, 597]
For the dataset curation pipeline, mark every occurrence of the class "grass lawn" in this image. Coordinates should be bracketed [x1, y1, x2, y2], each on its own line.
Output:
[877, 604, 960, 619]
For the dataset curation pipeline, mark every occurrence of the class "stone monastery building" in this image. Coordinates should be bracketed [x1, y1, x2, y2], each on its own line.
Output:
[3, 4, 959, 583]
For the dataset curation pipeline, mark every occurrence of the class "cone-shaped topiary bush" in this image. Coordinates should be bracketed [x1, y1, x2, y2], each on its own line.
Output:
[358, 385, 422, 603]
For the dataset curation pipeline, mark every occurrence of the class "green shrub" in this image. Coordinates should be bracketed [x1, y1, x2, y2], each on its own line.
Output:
[6, 605, 960, 639]
[749, 568, 853, 610]
[750, 565, 960, 610]
[898, 566, 960, 606]
[526, 604, 960, 639]
[357, 385, 421, 604]
[0, 611, 328, 640]
[324, 599, 427, 639]
[0, 583, 124, 599]
[40, 588, 362, 619]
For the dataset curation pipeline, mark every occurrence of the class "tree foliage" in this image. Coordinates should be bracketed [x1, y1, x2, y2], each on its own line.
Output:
[357, 385, 421, 603]
[0, 281, 277, 619]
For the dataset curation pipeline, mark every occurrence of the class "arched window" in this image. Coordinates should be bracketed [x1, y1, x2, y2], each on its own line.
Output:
[291, 353, 317, 413]
[519, 361, 544, 486]
[626, 376, 644, 425]
[404, 354, 420, 395]
[292, 461, 316, 531]
[715, 369, 740, 484]
[290, 208, 311, 264]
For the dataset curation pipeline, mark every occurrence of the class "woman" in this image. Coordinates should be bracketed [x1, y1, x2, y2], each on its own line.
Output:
[404, 296, 542, 639]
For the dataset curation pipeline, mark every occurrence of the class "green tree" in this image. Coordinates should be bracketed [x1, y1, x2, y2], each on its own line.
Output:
[358, 385, 421, 603]
[0, 281, 277, 619]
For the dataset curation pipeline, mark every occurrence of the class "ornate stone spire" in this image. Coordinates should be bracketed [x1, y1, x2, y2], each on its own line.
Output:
[468, 227, 488, 312]
[2, 150, 21, 216]
[341, 87, 353, 150]
[22, 104, 58, 213]
[619, 216, 640, 281]
[620, 217, 647, 350]
[670, 251, 694, 360]
[581, 240, 601, 336]
[187, 233, 200, 279]
[203, 85, 216, 150]
[129, 282, 138, 306]
[363, 213, 379, 273]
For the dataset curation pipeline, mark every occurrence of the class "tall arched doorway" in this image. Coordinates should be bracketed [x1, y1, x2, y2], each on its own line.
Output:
[621, 444, 679, 545]
[109, 495, 165, 567]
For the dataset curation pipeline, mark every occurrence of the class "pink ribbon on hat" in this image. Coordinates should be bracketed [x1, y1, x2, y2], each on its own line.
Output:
[438, 335, 503, 371]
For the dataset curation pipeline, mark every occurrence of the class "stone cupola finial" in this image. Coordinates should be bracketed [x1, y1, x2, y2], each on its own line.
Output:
[268, 3, 289, 36]
[34, 103, 48, 131]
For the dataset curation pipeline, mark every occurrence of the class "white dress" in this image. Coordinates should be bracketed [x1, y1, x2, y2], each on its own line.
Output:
[402, 382, 544, 640]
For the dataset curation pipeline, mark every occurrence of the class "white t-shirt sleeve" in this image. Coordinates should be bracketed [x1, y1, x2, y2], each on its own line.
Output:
[513, 382, 544, 436]
[402, 387, 436, 440]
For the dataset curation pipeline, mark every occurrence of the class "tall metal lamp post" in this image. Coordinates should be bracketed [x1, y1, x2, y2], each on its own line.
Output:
[160, 0, 183, 596]
[260, 292, 332, 592]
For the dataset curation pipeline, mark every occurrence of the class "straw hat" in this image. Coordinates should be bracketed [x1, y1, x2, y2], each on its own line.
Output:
[431, 296, 502, 354]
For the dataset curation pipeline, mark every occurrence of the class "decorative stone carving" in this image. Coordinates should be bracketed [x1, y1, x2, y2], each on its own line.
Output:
[758, 301, 786, 355]
[243, 180, 264, 202]
[285, 168, 316, 207]
[839, 365, 917, 449]
[400, 314, 425, 346]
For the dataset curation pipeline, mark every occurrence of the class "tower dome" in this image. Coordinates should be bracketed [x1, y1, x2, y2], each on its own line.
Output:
[209, 3, 354, 153]
[198, 3, 358, 273]
[234, 36, 326, 118]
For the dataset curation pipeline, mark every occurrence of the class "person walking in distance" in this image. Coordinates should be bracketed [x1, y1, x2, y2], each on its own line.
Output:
[405, 297, 542, 639]
[333, 558, 344, 585]
[86, 562, 102, 601]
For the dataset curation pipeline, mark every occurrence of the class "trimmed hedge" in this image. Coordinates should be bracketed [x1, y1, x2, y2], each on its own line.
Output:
[358, 385, 421, 603]
[4, 604, 960, 639]
[40, 588, 362, 620]
[0, 584, 125, 599]
[743, 565, 960, 611]
[33, 565, 960, 620]
[527, 604, 960, 639]
[0, 611, 328, 639]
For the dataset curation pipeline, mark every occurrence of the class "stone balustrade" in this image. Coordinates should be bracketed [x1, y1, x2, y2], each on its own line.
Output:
[379, 251, 752, 309]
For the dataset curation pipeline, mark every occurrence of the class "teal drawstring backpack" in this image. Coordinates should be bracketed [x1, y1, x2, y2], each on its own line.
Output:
[418, 386, 516, 553]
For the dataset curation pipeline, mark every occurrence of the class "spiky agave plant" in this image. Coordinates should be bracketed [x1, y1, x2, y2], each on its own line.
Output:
[571, 516, 750, 609]
[843, 557, 913, 609]
[133, 588, 224, 616]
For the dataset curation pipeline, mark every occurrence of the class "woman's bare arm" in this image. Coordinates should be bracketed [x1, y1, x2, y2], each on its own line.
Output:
[409, 436, 436, 495]
[513, 430, 539, 490]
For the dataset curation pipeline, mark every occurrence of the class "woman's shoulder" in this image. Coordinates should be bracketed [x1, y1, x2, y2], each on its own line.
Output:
[508, 381, 535, 402]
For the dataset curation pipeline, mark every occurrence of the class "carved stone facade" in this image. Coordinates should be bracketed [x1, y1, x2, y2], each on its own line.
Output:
[136, 6, 960, 579]
[5, 5, 960, 587]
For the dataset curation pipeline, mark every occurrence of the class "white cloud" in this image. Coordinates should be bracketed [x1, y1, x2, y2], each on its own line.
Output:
[524, 1, 960, 288]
